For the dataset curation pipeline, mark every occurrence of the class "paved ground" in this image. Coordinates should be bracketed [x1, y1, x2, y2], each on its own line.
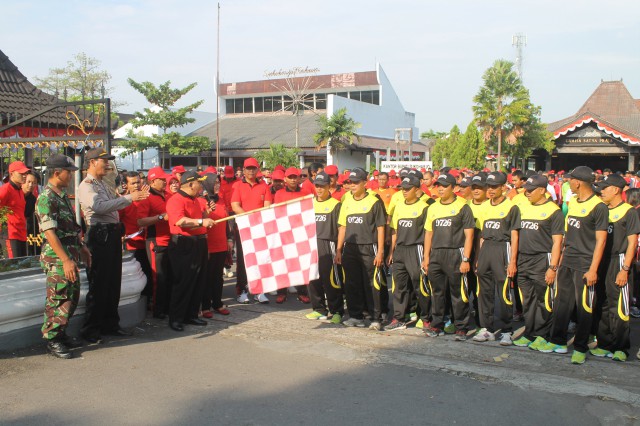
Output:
[2, 277, 640, 425]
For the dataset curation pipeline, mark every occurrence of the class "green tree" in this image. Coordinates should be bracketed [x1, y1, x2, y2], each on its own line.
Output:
[473, 59, 533, 171]
[502, 117, 555, 167]
[119, 79, 210, 167]
[35, 52, 112, 101]
[431, 125, 461, 169]
[314, 108, 361, 165]
[420, 129, 447, 140]
[450, 122, 487, 170]
[255, 143, 300, 169]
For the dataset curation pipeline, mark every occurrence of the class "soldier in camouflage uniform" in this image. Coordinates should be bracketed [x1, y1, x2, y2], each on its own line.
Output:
[36, 154, 91, 359]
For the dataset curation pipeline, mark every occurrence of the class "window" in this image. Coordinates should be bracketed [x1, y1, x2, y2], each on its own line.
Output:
[272, 96, 282, 112]
[243, 98, 253, 114]
[361, 91, 373, 104]
[234, 98, 244, 114]
[372, 90, 380, 105]
[336, 92, 348, 98]
[264, 97, 274, 112]
[225, 99, 235, 114]
[315, 93, 326, 110]
[254, 97, 264, 113]
[302, 94, 314, 110]
[349, 91, 361, 101]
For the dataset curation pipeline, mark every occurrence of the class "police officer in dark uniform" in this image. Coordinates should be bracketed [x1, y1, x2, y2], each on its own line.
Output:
[78, 148, 149, 343]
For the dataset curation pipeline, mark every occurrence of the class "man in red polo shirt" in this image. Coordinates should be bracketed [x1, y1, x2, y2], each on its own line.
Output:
[166, 171, 215, 331]
[0, 161, 30, 258]
[137, 167, 172, 319]
[118, 172, 152, 303]
[273, 167, 312, 304]
[219, 165, 237, 213]
[231, 157, 273, 303]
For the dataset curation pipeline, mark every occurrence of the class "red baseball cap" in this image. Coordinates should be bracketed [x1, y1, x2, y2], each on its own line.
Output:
[449, 169, 460, 178]
[223, 165, 234, 178]
[9, 161, 29, 174]
[285, 167, 300, 177]
[274, 165, 286, 173]
[389, 170, 396, 176]
[172, 165, 186, 174]
[373, 170, 379, 176]
[271, 170, 285, 181]
[337, 175, 347, 185]
[324, 165, 338, 175]
[244, 158, 260, 168]
[147, 166, 169, 181]
[202, 166, 217, 174]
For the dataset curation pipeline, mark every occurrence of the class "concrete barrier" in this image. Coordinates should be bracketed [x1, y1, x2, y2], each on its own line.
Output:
[0, 255, 147, 351]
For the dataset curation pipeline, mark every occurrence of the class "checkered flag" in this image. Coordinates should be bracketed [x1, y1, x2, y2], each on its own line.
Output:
[236, 194, 319, 294]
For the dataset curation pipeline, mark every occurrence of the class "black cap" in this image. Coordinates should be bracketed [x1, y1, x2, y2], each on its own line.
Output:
[400, 175, 421, 189]
[459, 177, 472, 188]
[524, 169, 537, 178]
[399, 167, 411, 178]
[348, 167, 368, 183]
[408, 169, 423, 180]
[470, 173, 487, 188]
[440, 167, 451, 174]
[46, 154, 79, 171]
[597, 174, 627, 189]
[486, 172, 507, 185]
[569, 166, 596, 183]
[523, 174, 548, 191]
[313, 171, 330, 186]
[180, 170, 206, 185]
[85, 148, 115, 161]
[434, 173, 456, 187]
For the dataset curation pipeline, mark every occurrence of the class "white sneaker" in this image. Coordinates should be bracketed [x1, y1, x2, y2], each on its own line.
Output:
[472, 328, 495, 342]
[237, 292, 250, 304]
[343, 317, 365, 327]
[369, 321, 382, 331]
[254, 293, 269, 304]
[500, 332, 513, 346]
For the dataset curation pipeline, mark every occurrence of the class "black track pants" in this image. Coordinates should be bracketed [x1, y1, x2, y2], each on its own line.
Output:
[308, 239, 344, 316]
[428, 247, 470, 331]
[391, 244, 430, 322]
[517, 253, 552, 341]
[476, 240, 513, 333]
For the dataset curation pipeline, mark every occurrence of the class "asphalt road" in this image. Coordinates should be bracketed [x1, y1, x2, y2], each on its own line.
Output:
[2, 279, 640, 426]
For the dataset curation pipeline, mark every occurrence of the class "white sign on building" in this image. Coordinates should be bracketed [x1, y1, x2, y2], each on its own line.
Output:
[380, 161, 433, 172]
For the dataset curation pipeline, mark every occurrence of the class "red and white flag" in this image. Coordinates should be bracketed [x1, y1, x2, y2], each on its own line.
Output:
[236, 194, 319, 294]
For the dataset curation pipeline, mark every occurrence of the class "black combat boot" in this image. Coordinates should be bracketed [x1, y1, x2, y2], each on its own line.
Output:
[47, 338, 72, 359]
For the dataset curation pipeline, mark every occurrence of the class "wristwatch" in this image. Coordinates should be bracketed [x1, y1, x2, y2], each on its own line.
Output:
[198, 219, 204, 226]
[158, 214, 164, 221]
[461, 256, 469, 262]
[622, 265, 631, 271]
[548, 265, 558, 272]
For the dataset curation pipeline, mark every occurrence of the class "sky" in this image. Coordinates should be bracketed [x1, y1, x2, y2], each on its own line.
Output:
[2, 0, 639, 135]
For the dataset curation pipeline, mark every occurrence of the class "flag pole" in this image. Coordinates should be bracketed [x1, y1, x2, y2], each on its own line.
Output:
[213, 194, 314, 225]
[215, 2, 221, 169]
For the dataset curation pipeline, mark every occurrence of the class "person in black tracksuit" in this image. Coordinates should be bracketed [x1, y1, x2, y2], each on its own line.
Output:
[514, 174, 564, 350]
[421, 173, 475, 340]
[467, 173, 488, 327]
[335, 168, 387, 330]
[306, 172, 344, 323]
[590, 174, 640, 361]
[473, 172, 520, 345]
[386, 175, 430, 331]
[540, 166, 608, 364]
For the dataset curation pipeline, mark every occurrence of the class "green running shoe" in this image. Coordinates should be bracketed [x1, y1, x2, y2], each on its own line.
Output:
[409, 312, 418, 322]
[444, 322, 456, 334]
[539, 342, 568, 354]
[589, 348, 612, 358]
[571, 350, 586, 365]
[415, 319, 427, 329]
[306, 311, 328, 320]
[528, 336, 547, 351]
[330, 313, 342, 325]
[612, 351, 627, 362]
[513, 336, 532, 347]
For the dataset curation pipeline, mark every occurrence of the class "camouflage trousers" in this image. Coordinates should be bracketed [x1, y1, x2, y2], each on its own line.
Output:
[41, 243, 81, 340]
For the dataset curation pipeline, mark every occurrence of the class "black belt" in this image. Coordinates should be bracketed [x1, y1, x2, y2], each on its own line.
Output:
[171, 234, 207, 242]
[89, 223, 121, 230]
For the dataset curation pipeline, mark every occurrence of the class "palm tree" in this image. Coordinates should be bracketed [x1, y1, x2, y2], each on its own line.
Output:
[254, 143, 300, 169]
[314, 108, 361, 166]
[472, 60, 532, 171]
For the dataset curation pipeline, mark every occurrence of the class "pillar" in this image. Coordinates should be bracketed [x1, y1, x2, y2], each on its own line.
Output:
[628, 153, 636, 171]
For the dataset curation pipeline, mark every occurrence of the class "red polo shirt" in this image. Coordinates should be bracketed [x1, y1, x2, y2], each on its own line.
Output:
[166, 190, 207, 236]
[230, 178, 272, 212]
[219, 177, 238, 212]
[202, 197, 229, 253]
[0, 180, 26, 241]
[136, 189, 170, 247]
[119, 202, 145, 250]
[331, 187, 346, 201]
[300, 178, 316, 196]
[274, 186, 312, 204]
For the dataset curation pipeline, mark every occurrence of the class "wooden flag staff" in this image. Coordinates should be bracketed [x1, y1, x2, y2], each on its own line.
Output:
[212, 194, 314, 225]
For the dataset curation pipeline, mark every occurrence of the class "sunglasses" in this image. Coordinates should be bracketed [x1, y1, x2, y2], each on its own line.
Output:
[300, 174, 308, 178]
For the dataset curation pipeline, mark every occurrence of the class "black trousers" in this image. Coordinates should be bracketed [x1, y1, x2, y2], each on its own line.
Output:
[476, 240, 513, 333]
[308, 239, 344, 316]
[146, 240, 172, 317]
[5, 239, 27, 258]
[342, 243, 388, 321]
[235, 227, 248, 293]
[549, 264, 597, 353]
[169, 235, 208, 323]
[203, 251, 227, 311]
[133, 248, 152, 299]
[428, 247, 470, 331]
[82, 224, 123, 337]
[392, 244, 430, 322]
[517, 253, 553, 341]
[596, 256, 631, 353]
